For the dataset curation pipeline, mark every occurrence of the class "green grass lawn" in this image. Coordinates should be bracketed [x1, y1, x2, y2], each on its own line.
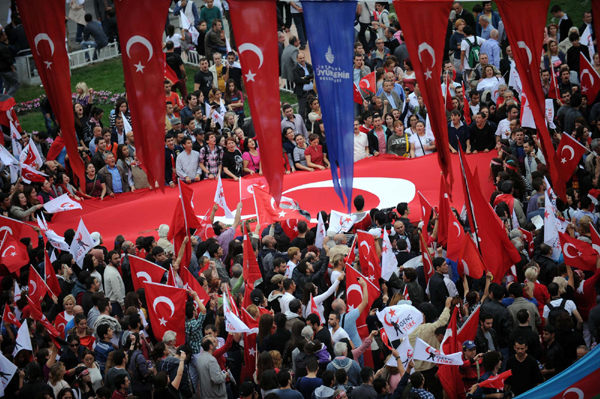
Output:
[14, 57, 298, 133]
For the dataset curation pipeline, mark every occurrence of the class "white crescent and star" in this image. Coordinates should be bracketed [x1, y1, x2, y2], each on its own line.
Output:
[136, 271, 152, 283]
[562, 388, 584, 399]
[417, 42, 435, 80]
[592, 243, 600, 256]
[346, 283, 363, 311]
[2, 245, 16, 257]
[360, 241, 371, 255]
[582, 69, 595, 87]
[461, 260, 470, 276]
[563, 243, 577, 258]
[126, 36, 154, 73]
[29, 280, 37, 296]
[34, 33, 55, 69]
[153, 296, 176, 321]
[239, 42, 263, 82]
[517, 41, 533, 65]
[0, 226, 14, 235]
[453, 222, 462, 237]
[561, 145, 575, 161]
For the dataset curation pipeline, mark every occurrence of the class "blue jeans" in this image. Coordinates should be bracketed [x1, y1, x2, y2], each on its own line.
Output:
[81, 41, 98, 60]
[76, 24, 85, 43]
[292, 13, 307, 46]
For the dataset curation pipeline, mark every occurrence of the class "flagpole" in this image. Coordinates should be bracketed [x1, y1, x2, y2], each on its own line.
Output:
[177, 179, 190, 238]
[239, 176, 242, 203]
[458, 148, 481, 253]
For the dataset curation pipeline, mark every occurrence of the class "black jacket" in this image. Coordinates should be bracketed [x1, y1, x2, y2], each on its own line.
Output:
[475, 325, 499, 354]
[508, 325, 543, 359]
[292, 250, 329, 299]
[0, 42, 14, 72]
[533, 254, 558, 286]
[292, 62, 314, 95]
[481, 299, 512, 348]
[428, 272, 449, 315]
[367, 126, 392, 155]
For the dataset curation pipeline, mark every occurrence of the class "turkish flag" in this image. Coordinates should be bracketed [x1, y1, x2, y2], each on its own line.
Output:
[439, 306, 462, 399]
[28, 265, 48, 302]
[558, 232, 598, 271]
[26, 296, 64, 348]
[457, 235, 486, 279]
[462, 82, 471, 125]
[15, 0, 85, 185]
[144, 281, 187, 345]
[0, 96, 21, 146]
[458, 305, 480, 343]
[356, 230, 381, 282]
[229, 0, 284, 203]
[519, 227, 535, 256]
[2, 304, 21, 328]
[166, 265, 177, 287]
[164, 53, 179, 84]
[380, 328, 392, 350]
[129, 255, 167, 292]
[243, 233, 262, 286]
[346, 265, 380, 335]
[240, 308, 258, 381]
[590, 225, 600, 257]
[44, 249, 61, 297]
[281, 219, 299, 240]
[359, 72, 377, 94]
[556, 133, 587, 182]
[437, 175, 451, 247]
[114, 0, 171, 188]
[478, 370, 512, 390]
[446, 208, 464, 261]
[180, 266, 210, 305]
[393, 0, 454, 191]
[418, 191, 434, 243]
[580, 52, 600, 102]
[54, 312, 67, 338]
[420, 233, 435, 284]
[169, 181, 201, 267]
[354, 83, 364, 104]
[240, 175, 268, 200]
[197, 208, 216, 241]
[548, 63, 560, 99]
[495, 0, 564, 201]
[20, 163, 47, 184]
[0, 231, 29, 273]
[253, 185, 308, 225]
[459, 150, 521, 280]
[19, 141, 43, 168]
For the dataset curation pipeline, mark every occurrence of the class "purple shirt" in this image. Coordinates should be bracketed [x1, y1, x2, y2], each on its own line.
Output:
[217, 227, 235, 259]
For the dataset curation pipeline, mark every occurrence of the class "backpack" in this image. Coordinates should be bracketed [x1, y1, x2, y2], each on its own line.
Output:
[466, 36, 481, 69]
[547, 298, 569, 326]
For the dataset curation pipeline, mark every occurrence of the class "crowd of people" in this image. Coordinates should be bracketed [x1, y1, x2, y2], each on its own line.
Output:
[1, 1, 600, 399]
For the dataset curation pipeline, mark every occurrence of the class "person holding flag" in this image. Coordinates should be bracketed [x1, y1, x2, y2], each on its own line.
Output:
[331, 276, 369, 348]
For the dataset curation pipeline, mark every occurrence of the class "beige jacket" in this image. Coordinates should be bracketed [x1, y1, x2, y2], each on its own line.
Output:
[408, 307, 451, 372]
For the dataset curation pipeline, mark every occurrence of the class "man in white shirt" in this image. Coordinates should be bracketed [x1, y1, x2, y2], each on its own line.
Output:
[460, 26, 486, 80]
[495, 104, 519, 142]
[176, 137, 202, 182]
[279, 278, 296, 314]
[285, 247, 301, 278]
[328, 313, 350, 344]
[543, 282, 583, 328]
[104, 250, 126, 318]
[353, 119, 369, 162]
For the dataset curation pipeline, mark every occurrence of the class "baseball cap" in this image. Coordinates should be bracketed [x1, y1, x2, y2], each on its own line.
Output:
[240, 381, 255, 397]
[462, 340, 476, 350]
[251, 289, 264, 306]
[171, 117, 182, 125]
[271, 274, 285, 284]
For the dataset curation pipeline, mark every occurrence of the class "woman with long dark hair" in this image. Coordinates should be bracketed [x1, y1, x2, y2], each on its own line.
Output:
[257, 313, 274, 353]
[109, 97, 132, 130]
[223, 79, 245, 123]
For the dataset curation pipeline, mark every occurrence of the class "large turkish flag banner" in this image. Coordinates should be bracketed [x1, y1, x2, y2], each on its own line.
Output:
[228, 0, 284, 203]
[393, 0, 454, 190]
[16, 0, 85, 185]
[114, 0, 171, 188]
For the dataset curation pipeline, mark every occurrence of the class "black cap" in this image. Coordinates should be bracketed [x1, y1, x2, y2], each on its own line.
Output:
[251, 289, 264, 306]
[240, 381, 255, 397]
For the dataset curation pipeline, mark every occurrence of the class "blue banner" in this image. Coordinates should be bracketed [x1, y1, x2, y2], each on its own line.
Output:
[301, 0, 356, 210]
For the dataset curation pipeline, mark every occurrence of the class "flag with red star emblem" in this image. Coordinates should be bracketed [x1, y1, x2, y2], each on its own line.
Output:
[114, 0, 171, 189]
[252, 185, 308, 225]
[144, 281, 187, 345]
[228, 0, 284, 203]
[376, 304, 423, 342]
[580, 52, 600, 102]
[330, 210, 360, 234]
[556, 132, 587, 182]
[0, 230, 28, 273]
[315, 212, 326, 248]
[558, 232, 598, 271]
[2, 304, 21, 328]
[42, 194, 82, 214]
[381, 229, 398, 281]
[15, 0, 85, 185]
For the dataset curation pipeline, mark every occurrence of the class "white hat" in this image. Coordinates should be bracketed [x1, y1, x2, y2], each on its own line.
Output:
[90, 232, 101, 247]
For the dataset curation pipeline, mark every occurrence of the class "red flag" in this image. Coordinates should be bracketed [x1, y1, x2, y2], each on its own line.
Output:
[44, 250, 61, 297]
[558, 232, 598, 271]
[446, 209, 465, 261]
[129, 255, 167, 292]
[356, 230, 381, 283]
[0, 230, 29, 273]
[418, 191, 434, 243]
[114, 0, 171, 188]
[20, 163, 47, 183]
[180, 266, 210, 305]
[345, 237, 357, 268]
[439, 306, 462, 399]
[437, 175, 451, 247]
[354, 83, 364, 104]
[393, 0, 454, 191]
[169, 181, 201, 268]
[28, 265, 48, 302]
[2, 305, 21, 328]
[345, 265, 380, 334]
[281, 219, 299, 240]
[402, 285, 410, 301]
[379, 328, 392, 350]
[166, 265, 177, 287]
[557, 133, 587, 182]
[309, 294, 320, 324]
[198, 208, 216, 241]
[478, 370, 512, 390]
[459, 150, 521, 280]
[15, 0, 85, 185]
[445, 74, 454, 112]
[420, 233, 435, 284]
[229, 0, 283, 203]
[548, 63, 560, 99]
[26, 296, 60, 338]
[359, 71, 377, 94]
[144, 281, 187, 344]
[243, 233, 262, 286]
[590, 225, 600, 256]
[580, 52, 600, 102]
[54, 312, 67, 338]
[240, 308, 258, 381]
[457, 235, 486, 279]
[164, 53, 179, 84]
[0, 97, 22, 145]
[519, 227, 535, 256]
[462, 82, 471, 125]
[495, 0, 563, 201]
[458, 306, 480, 343]
[252, 185, 308, 225]
[0, 214, 26, 238]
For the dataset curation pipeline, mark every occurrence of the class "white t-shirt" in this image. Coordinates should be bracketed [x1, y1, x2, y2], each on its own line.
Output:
[494, 118, 511, 138]
[543, 298, 577, 319]
[409, 133, 435, 157]
[354, 132, 369, 161]
[167, 34, 182, 48]
[330, 326, 351, 344]
[285, 260, 297, 278]
[279, 292, 296, 314]
[461, 36, 486, 70]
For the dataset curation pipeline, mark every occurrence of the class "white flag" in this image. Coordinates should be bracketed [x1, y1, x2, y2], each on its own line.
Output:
[10, 121, 22, 158]
[0, 352, 17, 396]
[12, 320, 32, 357]
[490, 77, 505, 103]
[413, 338, 463, 366]
[580, 25, 595, 56]
[315, 211, 326, 248]
[49, 248, 57, 262]
[381, 229, 398, 281]
[179, 12, 199, 44]
[0, 144, 17, 166]
[328, 210, 357, 234]
[376, 304, 423, 341]
[387, 337, 414, 372]
[214, 174, 234, 219]
[520, 92, 535, 129]
[36, 214, 48, 232]
[543, 179, 567, 261]
[211, 109, 225, 127]
[121, 112, 132, 133]
[545, 99, 556, 129]
[508, 66, 522, 94]
[223, 291, 251, 333]
[70, 219, 95, 266]
[19, 141, 43, 168]
[45, 229, 72, 252]
[43, 194, 83, 213]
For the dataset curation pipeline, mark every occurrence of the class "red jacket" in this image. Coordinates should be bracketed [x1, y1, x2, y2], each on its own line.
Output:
[574, 270, 600, 321]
